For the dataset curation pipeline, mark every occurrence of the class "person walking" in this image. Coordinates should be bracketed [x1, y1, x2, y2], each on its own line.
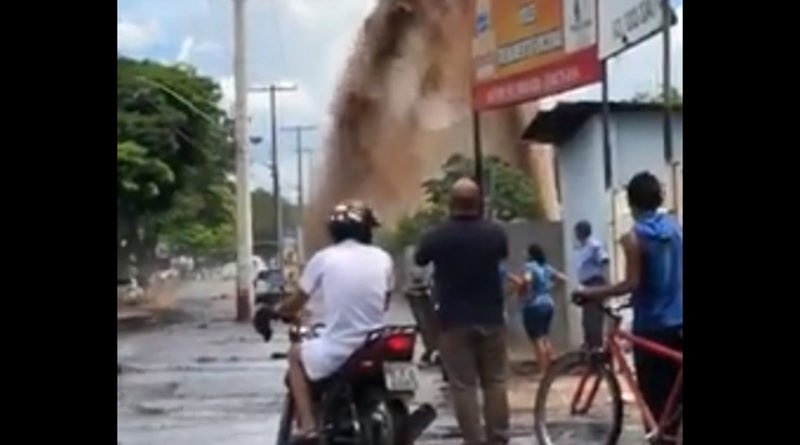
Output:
[573, 220, 610, 350]
[414, 177, 510, 445]
[518, 244, 568, 375]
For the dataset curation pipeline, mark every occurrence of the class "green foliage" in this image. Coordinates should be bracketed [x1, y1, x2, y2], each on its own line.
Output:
[631, 87, 683, 104]
[384, 153, 540, 253]
[252, 188, 298, 245]
[117, 57, 234, 273]
[117, 141, 175, 202]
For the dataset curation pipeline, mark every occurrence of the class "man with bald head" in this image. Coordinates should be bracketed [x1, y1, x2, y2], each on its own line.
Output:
[415, 177, 510, 445]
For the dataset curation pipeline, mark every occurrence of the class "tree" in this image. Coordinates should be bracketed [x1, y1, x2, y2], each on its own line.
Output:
[117, 57, 234, 280]
[385, 153, 540, 253]
[631, 87, 683, 104]
[252, 188, 298, 247]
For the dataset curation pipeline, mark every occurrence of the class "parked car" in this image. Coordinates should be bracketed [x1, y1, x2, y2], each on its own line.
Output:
[254, 269, 286, 306]
[117, 277, 144, 303]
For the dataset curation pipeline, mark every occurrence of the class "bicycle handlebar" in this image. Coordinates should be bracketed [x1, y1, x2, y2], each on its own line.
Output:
[599, 298, 632, 323]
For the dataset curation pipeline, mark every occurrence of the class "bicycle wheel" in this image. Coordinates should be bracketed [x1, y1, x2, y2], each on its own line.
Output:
[534, 351, 624, 445]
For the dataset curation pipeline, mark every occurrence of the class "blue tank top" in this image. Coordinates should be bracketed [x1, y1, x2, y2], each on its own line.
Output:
[631, 212, 683, 333]
[524, 261, 554, 306]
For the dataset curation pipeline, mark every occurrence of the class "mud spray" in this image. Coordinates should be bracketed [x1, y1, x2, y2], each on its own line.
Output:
[305, 0, 560, 252]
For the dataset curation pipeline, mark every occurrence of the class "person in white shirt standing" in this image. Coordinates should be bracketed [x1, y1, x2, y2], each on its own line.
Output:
[276, 200, 393, 444]
[574, 220, 610, 350]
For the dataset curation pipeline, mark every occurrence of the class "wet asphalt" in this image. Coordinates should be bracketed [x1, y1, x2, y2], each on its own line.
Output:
[117, 279, 645, 445]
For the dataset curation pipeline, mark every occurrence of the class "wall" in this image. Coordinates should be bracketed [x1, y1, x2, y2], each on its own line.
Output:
[556, 118, 609, 348]
[395, 220, 569, 358]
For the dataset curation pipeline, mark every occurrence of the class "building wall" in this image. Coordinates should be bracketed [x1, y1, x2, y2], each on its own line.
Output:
[613, 112, 683, 189]
[395, 221, 569, 358]
[556, 118, 608, 348]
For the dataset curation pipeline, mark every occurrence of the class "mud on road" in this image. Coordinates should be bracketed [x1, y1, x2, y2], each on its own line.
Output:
[118, 280, 645, 445]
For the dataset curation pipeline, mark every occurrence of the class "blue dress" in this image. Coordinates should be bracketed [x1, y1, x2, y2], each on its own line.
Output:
[521, 261, 555, 340]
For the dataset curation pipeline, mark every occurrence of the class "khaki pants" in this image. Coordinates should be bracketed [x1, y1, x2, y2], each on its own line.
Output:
[439, 325, 510, 445]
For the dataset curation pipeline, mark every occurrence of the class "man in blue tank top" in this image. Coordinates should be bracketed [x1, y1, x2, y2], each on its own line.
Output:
[572, 171, 682, 428]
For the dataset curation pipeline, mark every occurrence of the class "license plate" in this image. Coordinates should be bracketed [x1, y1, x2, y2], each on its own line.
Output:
[384, 362, 418, 392]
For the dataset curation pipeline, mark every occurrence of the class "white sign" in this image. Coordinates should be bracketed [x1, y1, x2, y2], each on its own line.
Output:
[598, 0, 667, 60]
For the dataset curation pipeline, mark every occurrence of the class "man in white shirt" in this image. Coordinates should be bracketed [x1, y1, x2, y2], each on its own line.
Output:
[277, 201, 393, 443]
[573, 220, 610, 349]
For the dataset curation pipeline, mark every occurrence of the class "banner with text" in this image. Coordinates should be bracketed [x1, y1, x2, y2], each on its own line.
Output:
[472, 0, 601, 110]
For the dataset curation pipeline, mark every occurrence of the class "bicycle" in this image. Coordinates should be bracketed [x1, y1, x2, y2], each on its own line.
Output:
[533, 301, 682, 445]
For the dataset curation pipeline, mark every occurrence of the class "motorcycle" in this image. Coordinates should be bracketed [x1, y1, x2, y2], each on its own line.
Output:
[255, 307, 436, 445]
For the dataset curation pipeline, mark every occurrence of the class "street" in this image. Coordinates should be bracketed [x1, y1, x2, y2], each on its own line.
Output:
[118, 280, 644, 445]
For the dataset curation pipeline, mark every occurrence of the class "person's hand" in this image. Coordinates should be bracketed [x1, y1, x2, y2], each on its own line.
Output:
[571, 287, 590, 305]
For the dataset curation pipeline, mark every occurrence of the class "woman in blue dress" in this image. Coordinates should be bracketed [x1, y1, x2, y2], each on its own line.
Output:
[519, 243, 569, 374]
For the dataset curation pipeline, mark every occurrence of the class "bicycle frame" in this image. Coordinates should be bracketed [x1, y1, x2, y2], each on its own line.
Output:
[570, 321, 683, 442]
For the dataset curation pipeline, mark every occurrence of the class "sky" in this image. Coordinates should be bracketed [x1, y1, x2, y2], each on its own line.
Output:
[118, 0, 683, 200]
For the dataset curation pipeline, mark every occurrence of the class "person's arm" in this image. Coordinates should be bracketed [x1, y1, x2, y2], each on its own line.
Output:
[414, 231, 435, 267]
[548, 265, 570, 284]
[498, 227, 509, 260]
[574, 232, 641, 302]
[385, 260, 396, 312]
[278, 252, 323, 317]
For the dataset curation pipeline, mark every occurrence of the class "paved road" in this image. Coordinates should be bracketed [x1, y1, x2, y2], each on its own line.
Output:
[118, 279, 645, 445]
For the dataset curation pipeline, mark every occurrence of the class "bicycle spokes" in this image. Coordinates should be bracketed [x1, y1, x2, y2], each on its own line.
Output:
[535, 354, 624, 445]
[570, 371, 603, 415]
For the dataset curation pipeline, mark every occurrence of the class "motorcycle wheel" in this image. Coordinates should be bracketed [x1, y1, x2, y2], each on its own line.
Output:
[363, 401, 401, 445]
[386, 401, 410, 445]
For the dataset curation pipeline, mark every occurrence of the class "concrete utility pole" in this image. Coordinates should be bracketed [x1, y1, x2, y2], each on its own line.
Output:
[249, 83, 297, 271]
[232, 0, 253, 322]
[661, 0, 678, 213]
[282, 125, 316, 262]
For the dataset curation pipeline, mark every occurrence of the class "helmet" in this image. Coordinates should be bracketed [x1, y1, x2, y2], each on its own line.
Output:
[327, 200, 380, 244]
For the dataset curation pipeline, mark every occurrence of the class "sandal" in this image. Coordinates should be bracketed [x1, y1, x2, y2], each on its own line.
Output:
[289, 431, 320, 445]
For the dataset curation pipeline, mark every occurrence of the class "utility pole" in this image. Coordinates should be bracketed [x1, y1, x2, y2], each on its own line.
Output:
[232, 0, 253, 322]
[249, 83, 297, 272]
[661, 0, 677, 213]
[282, 125, 316, 262]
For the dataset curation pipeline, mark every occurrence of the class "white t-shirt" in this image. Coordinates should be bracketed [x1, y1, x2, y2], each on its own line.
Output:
[299, 240, 394, 380]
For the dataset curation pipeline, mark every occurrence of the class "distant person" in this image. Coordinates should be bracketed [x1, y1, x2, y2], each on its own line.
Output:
[518, 244, 568, 375]
[573, 171, 682, 431]
[573, 220, 610, 349]
[415, 177, 510, 445]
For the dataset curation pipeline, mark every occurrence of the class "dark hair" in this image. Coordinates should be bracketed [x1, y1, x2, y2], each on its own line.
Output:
[574, 220, 592, 239]
[627, 171, 663, 211]
[527, 243, 547, 265]
[328, 220, 373, 244]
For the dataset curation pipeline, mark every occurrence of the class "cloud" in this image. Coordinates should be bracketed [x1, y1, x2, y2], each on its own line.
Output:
[117, 19, 157, 52]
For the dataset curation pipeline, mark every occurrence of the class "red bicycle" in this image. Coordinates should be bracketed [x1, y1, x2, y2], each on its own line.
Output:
[533, 302, 682, 445]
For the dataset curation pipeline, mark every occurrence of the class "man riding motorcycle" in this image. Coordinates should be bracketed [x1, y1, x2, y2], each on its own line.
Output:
[275, 200, 394, 444]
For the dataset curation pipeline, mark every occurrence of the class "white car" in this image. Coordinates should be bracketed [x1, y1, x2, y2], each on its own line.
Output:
[117, 277, 144, 303]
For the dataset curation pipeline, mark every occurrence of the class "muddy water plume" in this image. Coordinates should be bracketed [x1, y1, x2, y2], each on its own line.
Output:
[305, 0, 559, 253]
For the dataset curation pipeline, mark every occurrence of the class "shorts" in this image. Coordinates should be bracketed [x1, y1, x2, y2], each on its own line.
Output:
[522, 302, 553, 340]
[300, 337, 352, 382]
